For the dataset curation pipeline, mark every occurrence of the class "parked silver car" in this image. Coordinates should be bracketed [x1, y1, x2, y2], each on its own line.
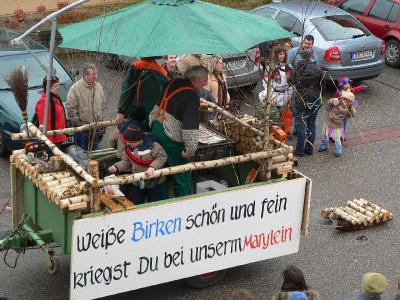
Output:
[251, 1, 385, 82]
[105, 48, 262, 90]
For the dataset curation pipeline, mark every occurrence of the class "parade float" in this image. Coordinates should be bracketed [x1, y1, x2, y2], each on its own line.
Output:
[0, 1, 311, 299]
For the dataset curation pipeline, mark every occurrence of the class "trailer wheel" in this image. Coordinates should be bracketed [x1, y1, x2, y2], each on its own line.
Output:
[48, 257, 60, 275]
[183, 270, 226, 288]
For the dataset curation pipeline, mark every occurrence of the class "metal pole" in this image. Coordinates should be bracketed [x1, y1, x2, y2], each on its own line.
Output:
[11, 0, 89, 47]
[9, 0, 89, 134]
[43, 19, 57, 134]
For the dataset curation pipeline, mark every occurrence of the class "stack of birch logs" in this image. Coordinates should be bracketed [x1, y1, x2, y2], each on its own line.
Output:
[209, 115, 264, 154]
[321, 198, 393, 231]
[10, 151, 89, 211]
[208, 115, 294, 177]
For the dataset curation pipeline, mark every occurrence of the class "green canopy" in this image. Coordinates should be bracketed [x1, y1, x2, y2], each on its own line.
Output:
[59, 0, 293, 57]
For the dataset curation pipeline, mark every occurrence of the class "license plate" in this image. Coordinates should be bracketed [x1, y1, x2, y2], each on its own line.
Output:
[225, 59, 246, 69]
[351, 50, 373, 60]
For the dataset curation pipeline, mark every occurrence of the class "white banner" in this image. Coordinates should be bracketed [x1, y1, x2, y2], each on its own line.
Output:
[70, 177, 308, 299]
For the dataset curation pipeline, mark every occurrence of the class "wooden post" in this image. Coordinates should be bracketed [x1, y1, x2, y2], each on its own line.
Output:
[88, 160, 100, 212]
[10, 163, 24, 229]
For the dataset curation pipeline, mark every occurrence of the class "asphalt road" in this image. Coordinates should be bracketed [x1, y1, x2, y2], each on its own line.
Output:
[0, 59, 399, 300]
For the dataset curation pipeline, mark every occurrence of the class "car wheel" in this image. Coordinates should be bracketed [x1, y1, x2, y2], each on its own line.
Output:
[183, 270, 226, 288]
[0, 128, 10, 157]
[385, 39, 400, 68]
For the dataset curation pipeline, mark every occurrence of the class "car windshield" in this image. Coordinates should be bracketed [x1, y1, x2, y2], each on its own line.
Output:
[0, 52, 72, 90]
[310, 15, 370, 41]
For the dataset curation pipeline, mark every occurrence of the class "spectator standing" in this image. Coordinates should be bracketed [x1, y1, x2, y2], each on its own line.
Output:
[319, 91, 356, 157]
[115, 57, 168, 124]
[288, 35, 319, 68]
[162, 54, 181, 80]
[35, 76, 67, 147]
[108, 125, 167, 204]
[149, 65, 208, 199]
[177, 54, 208, 76]
[334, 76, 366, 135]
[289, 292, 309, 300]
[290, 49, 325, 159]
[259, 26, 293, 73]
[272, 265, 320, 300]
[66, 63, 105, 151]
[205, 55, 230, 109]
[259, 44, 293, 108]
[344, 272, 388, 300]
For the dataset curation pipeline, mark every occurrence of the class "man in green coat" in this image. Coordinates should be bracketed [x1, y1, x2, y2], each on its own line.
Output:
[115, 57, 168, 125]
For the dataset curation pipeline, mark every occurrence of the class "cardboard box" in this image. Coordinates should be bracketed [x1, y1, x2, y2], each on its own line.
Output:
[196, 180, 228, 194]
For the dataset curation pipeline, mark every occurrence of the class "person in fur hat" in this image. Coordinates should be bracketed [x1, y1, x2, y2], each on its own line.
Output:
[335, 76, 366, 137]
[318, 91, 357, 157]
[272, 265, 320, 300]
[108, 125, 167, 205]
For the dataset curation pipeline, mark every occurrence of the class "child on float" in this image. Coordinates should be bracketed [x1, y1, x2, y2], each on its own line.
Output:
[319, 91, 357, 157]
[108, 124, 167, 205]
[335, 76, 366, 136]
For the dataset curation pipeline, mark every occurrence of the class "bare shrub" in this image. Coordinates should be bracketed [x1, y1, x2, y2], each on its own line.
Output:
[36, 5, 47, 14]
[8, 17, 22, 28]
[57, 7, 98, 24]
[13, 9, 25, 22]
[57, 1, 70, 9]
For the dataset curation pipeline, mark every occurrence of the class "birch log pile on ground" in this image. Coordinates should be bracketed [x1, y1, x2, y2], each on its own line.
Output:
[321, 198, 393, 231]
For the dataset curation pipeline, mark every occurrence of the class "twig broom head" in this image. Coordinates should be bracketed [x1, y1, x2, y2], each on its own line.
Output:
[5, 66, 29, 121]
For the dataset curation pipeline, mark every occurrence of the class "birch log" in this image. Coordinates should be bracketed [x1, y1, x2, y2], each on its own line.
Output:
[12, 120, 116, 140]
[200, 99, 265, 138]
[96, 150, 289, 188]
[334, 208, 362, 225]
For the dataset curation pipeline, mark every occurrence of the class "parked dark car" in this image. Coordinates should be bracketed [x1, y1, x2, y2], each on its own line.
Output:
[329, 0, 400, 67]
[251, 1, 385, 82]
[0, 29, 76, 156]
[104, 48, 262, 91]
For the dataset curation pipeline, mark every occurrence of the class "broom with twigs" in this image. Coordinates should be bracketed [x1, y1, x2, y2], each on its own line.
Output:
[5, 66, 30, 140]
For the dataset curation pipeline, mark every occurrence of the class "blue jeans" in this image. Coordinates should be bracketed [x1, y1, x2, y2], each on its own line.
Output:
[131, 183, 163, 205]
[293, 107, 319, 155]
[74, 129, 100, 151]
[320, 127, 343, 155]
[320, 136, 342, 155]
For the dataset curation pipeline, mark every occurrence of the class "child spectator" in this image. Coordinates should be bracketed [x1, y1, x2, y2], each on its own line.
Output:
[108, 125, 167, 205]
[335, 76, 366, 136]
[109, 105, 148, 160]
[272, 265, 320, 300]
[289, 292, 309, 300]
[319, 91, 357, 157]
[344, 272, 388, 300]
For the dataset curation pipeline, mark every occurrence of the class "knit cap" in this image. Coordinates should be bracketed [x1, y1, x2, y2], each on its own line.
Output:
[342, 91, 355, 102]
[123, 125, 143, 142]
[338, 76, 352, 87]
[289, 291, 309, 300]
[362, 272, 387, 297]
